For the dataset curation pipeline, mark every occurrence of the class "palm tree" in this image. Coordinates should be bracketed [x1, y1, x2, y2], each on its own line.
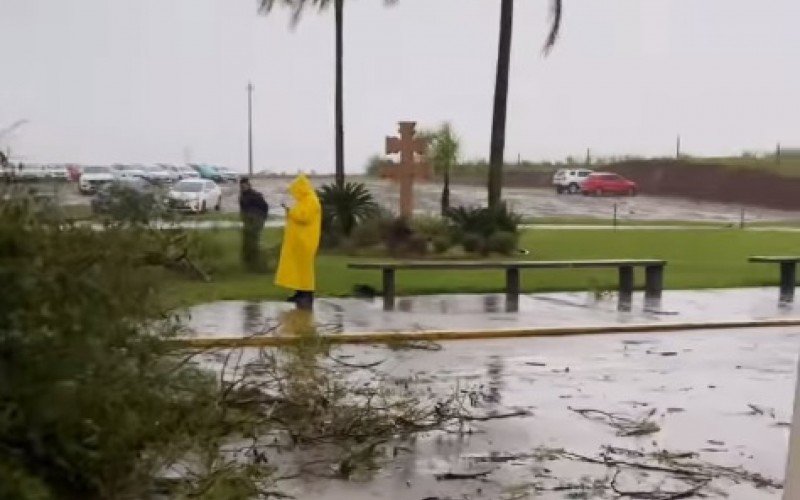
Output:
[423, 123, 460, 216]
[488, 0, 562, 208]
[259, 0, 397, 189]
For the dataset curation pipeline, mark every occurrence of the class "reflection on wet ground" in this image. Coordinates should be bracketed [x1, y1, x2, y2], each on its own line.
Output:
[186, 288, 799, 339]
[200, 327, 798, 499]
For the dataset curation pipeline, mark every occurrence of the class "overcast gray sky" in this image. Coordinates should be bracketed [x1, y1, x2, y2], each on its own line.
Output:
[1, 0, 798, 172]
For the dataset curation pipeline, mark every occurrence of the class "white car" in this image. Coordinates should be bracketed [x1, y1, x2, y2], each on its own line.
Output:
[165, 165, 200, 181]
[167, 179, 222, 213]
[79, 165, 115, 194]
[15, 164, 47, 180]
[553, 168, 593, 194]
[216, 167, 239, 183]
[142, 165, 172, 184]
[178, 166, 200, 180]
[112, 164, 147, 180]
[45, 165, 69, 180]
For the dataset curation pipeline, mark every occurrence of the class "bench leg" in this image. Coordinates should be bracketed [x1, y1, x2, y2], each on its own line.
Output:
[382, 269, 396, 311]
[506, 268, 520, 313]
[644, 265, 664, 310]
[780, 262, 796, 304]
[618, 266, 634, 312]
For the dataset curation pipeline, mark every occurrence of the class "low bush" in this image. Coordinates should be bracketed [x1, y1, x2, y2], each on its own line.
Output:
[445, 203, 521, 255]
[487, 230, 519, 255]
[318, 182, 379, 247]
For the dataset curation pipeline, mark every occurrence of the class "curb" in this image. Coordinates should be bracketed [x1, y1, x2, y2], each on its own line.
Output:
[171, 317, 800, 349]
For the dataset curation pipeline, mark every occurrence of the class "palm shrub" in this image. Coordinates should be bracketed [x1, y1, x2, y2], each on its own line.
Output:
[445, 203, 521, 255]
[318, 182, 379, 248]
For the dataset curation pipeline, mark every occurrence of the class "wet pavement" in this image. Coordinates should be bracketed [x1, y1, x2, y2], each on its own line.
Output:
[202, 327, 799, 499]
[185, 288, 800, 339]
[184, 288, 800, 498]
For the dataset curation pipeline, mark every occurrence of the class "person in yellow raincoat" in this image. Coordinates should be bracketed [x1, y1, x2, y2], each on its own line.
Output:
[275, 174, 322, 310]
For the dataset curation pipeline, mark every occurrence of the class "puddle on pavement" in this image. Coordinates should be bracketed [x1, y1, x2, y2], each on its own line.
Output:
[197, 328, 798, 499]
[185, 288, 798, 339]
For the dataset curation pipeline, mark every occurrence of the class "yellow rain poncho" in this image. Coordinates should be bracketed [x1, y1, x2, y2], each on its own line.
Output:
[275, 174, 322, 292]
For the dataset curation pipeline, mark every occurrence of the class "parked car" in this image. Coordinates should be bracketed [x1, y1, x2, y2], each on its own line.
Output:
[79, 165, 115, 194]
[167, 179, 222, 213]
[581, 172, 637, 196]
[157, 164, 181, 183]
[91, 177, 158, 216]
[66, 165, 82, 182]
[216, 167, 239, 183]
[174, 165, 200, 180]
[553, 168, 593, 194]
[111, 164, 147, 180]
[45, 165, 69, 181]
[15, 164, 47, 181]
[141, 165, 173, 184]
[191, 164, 224, 183]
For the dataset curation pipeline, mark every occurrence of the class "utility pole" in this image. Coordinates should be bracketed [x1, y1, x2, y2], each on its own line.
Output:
[246, 82, 254, 177]
[777, 142, 782, 166]
[676, 134, 681, 159]
[586, 148, 591, 165]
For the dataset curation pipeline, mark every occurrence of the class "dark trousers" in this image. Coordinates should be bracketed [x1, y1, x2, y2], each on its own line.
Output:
[241, 216, 265, 272]
[291, 291, 314, 310]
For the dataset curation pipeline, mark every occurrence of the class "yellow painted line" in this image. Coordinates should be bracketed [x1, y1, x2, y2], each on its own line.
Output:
[170, 317, 800, 349]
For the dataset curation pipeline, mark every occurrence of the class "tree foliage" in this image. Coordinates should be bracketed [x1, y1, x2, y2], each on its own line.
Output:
[0, 198, 266, 499]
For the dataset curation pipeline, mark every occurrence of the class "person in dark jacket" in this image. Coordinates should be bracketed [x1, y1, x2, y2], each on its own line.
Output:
[239, 177, 269, 272]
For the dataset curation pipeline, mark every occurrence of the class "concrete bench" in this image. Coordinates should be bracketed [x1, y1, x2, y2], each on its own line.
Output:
[348, 259, 666, 312]
[748, 256, 800, 303]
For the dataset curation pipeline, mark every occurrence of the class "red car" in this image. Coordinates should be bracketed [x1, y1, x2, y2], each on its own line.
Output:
[581, 172, 637, 196]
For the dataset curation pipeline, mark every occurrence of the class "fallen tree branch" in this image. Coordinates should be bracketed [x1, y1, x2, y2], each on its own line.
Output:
[610, 468, 710, 499]
[434, 470, 492, 481]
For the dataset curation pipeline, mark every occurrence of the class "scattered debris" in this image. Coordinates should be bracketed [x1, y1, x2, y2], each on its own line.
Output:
[524, 361, 546, 367]
[747, 404, 777, 419]
[434, 470, 492, 481]
[491, 446, 781, 500]
[384, 339, 443, 351]
[646, 349, 678, 356]
[570, 407, 661, 437]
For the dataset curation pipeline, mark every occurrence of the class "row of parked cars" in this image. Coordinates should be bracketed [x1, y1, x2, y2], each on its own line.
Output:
[0, 164, 71, 181]
[552, 168, 638, 196]
[79, 164, 238, 194]
[90, 176, 224, 216]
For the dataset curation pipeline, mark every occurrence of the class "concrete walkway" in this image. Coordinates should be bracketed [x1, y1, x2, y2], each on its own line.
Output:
[185, 287, 800, 341]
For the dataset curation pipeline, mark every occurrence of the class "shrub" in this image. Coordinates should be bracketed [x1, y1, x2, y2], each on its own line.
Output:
[445, 203, 521, 255]
[318, 182, 379, 243]
[461, 232, 484, 253]
[432, 235, 452, 254]
[487, 230, 519, 255]
[445, 202, 520, 238]
[0, 199, 267, 498]
[349, 213, 387, 249]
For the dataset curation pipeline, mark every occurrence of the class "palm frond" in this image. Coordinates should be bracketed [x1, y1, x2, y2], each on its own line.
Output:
[258, 0, 331, 25]
[543, 0, 562, 55]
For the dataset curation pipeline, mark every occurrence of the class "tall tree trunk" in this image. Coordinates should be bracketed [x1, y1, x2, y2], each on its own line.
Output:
[334, 0, 345, 188]
[488, 0, 513, 209]
[441, 167, 450, 216]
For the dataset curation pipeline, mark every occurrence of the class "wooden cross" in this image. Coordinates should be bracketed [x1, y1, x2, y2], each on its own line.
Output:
[381, 121, 431, 218]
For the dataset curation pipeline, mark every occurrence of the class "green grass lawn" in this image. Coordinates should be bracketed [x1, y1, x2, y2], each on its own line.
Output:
[165, 228, 800, 307]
